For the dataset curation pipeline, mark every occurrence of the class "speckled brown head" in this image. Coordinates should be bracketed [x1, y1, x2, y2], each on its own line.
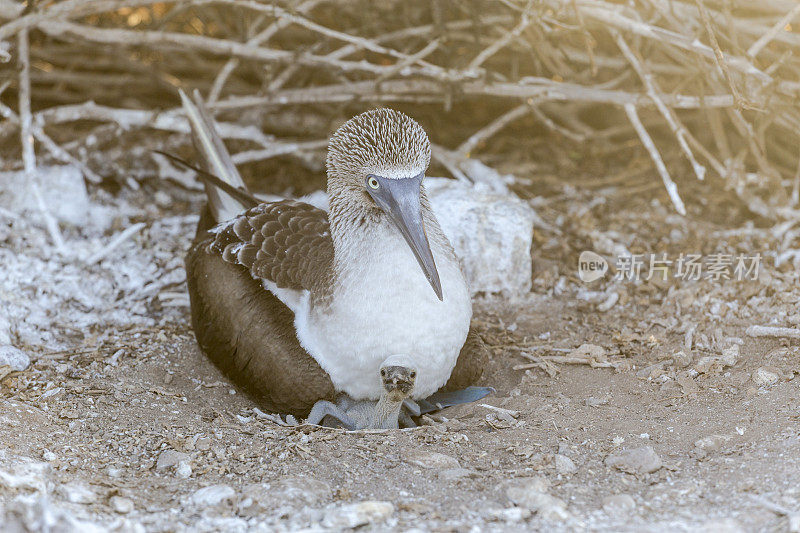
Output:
[325, 109, 441, 299]
[326, 108, 431, 190]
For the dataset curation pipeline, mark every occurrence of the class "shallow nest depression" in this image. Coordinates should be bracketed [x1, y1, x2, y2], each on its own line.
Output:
[1, 1, 800, 531]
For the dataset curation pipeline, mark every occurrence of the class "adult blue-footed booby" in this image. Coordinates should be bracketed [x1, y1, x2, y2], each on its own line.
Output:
[181, 91, 488, 416]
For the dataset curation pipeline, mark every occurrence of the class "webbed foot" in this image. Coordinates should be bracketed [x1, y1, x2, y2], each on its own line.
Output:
[416, 386, 495, 415]
[305, 400, 357, 430]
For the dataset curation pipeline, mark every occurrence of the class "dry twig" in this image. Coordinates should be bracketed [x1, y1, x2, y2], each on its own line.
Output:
[624, 103, 687, 215]
[0, 0, 798, 219]
[17, 28, 65, 251]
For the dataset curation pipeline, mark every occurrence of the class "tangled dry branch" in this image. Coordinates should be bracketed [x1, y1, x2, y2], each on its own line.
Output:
[1, 0, 800, 221]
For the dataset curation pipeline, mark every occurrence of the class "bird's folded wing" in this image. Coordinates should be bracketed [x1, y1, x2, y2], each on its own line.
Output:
[207, 199, 334, 293]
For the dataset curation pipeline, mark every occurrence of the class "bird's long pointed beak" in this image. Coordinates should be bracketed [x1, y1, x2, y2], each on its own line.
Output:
[367, 174, 443, 301]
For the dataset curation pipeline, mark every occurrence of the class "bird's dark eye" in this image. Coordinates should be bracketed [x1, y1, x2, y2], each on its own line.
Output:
[367, 176, 380, 190]
[409, 371, 416, 379]
[380, 368, 387, 377]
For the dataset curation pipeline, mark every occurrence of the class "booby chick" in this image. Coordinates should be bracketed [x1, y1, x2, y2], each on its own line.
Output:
[305, 354, 416, 430]
[180, 90, 488, 416]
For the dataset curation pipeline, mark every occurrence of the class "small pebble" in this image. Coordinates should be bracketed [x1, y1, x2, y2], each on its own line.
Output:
[752, 367, 779, 387]
[720, 345, 739, 366]
[506, 477, 569, 521]
[176, 460, 192, 478]
[57, 482, 96, 504]
[700, 517, 744, 532]
[437, 468, 474, 481]
[602, 494, 636, 516]
[487, 507, 531, 522]
[554, 454, 577, 476]
[671, 350, 693, 368]
[110, 496, 133, 514]
[272, 477, 332, 505]
[694, 434, 731, 452]
[156, 450, 189, 470]
[605, 446, 662, 474]
[322, 501, 394, 529]
[585, 396, 609, 407]
[190, 484, 236, 507]
[789, 513, 800, 532]
[403, 450, 460, 470]
[0, 345, 30, 371]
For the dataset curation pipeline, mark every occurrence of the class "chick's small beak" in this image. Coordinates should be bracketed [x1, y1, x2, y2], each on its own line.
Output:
[366, 174, 443, 301]
[381, 366, 416, 399]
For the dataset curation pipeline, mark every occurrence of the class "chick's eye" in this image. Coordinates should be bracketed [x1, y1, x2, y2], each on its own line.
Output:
[367, 176, 380, 190]
[409, 371, 416, 378]
[380, 369, 387, 377]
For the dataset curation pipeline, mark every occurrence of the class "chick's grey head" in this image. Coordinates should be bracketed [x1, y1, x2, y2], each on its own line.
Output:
[326, 109, 443, 300]
[379, 354, 417, 402]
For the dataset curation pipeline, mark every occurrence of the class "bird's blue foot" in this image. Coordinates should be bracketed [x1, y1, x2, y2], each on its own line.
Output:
[399, 386, 495, 426]
[417, 386, 495, 415]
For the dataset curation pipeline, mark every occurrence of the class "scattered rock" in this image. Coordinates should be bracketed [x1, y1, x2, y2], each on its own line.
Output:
[569, 343, 606, 361]
[789, 513, 800, 532]
[602, 494, 636, 516]
[694, 434, 732, 453]
[585, 396, 609, 407]
[0, 345, 30, 372]
[694, 345, 738, 374]
[57, 482, 96, 504]
[189, 485, 236, 507]
[322, 501, 394, 529]
[403, 450, 460, 470]
[110, 496, 134, 514]
[752, 367, 779, 387]
[272, 477, 332, 505]
[506, 477, 569, 521]
[554, 454, 577, 476]
[1, 494, 106, 533]
[605, 446, 662, 474]
[720, 345, 739, 366]
[487, 507, 531, 523]
[437, 468, 474, 481]
[637, 361, 669, 380]
[700, 517, 745, 532]
[671, 350, 693, 368]
[175, 461, 192, 478]
[155, 450, 189, 471]
[426, 178, 537, 295]
[0, 455, 50, 493]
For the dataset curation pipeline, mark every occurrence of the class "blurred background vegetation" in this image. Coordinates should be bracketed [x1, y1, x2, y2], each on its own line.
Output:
[1, 0, 800, 225]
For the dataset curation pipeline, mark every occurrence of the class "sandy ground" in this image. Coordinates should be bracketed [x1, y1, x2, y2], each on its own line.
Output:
[1, 180, 799, 532]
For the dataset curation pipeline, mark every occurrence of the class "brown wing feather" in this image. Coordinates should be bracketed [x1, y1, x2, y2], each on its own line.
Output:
[187, 208, 336, 416]
[207, 200, 333, 292]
